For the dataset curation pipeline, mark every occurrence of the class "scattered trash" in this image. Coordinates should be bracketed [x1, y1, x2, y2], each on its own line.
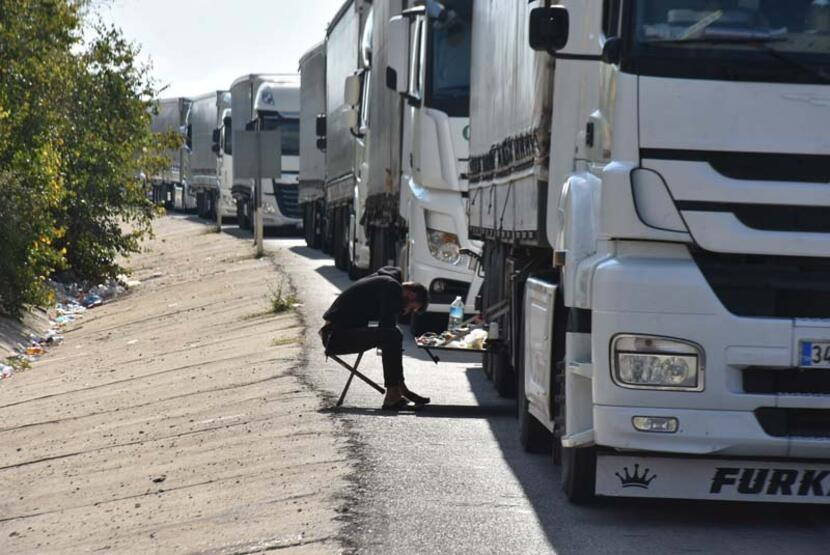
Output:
[0, 364, 14, 380]
[2, 277, 132, 384]
[151, 475, 167, 483]
[25, 345, 45, 357]
[127, 339, 138, 345]
[81, 293, 103, 308]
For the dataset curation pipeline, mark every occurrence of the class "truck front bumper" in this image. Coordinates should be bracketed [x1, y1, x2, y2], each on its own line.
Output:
[595, 451, 830, 503]
[588, 242, 830, 459]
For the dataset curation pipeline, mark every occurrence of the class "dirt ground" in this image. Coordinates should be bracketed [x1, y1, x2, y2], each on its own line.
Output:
[0, 216, 351, 554]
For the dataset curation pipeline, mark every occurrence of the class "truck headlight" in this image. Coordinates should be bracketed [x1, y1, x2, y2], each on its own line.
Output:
[427, 228, 463, 265]
[611, 335, 704, 391]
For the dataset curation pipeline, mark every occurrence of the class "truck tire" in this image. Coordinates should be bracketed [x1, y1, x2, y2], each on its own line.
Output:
[197, 192, 207, 218]
[518, 362, 552, 453]
[209, 191, 218, 220]
[322, 210, 333, 254]
[492, 349, 516, 398]
[333, 208, 347, 270]
[561, 445, 596, 504]
[236, 200, 248, 230]
[303, 204, 316, 248]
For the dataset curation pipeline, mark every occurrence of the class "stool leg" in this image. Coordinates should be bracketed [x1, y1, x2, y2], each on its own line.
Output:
[337, 371, 356, 407]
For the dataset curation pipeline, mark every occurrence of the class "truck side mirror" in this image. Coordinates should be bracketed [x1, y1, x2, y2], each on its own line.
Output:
[344, 73, 362, 107]
[344, 108, 361, 138]
[529, 6, 569, 53]
[386, 16, 410, 94]
[212, 128, 220, 145]
[602, 37, 622, 65]
[316, 138, 327, 151]
[211, 143, 221, 155]
[315, 113, 327, 138]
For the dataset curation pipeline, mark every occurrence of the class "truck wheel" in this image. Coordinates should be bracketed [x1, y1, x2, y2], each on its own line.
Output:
[332, 208, 346, 270]
[518, 362, 552, 453]
[339, 209, 351, 270]
[246, 200, 254, 231]
[492, 349, 516, 398]
[561, 445, 596, 504]
[303, 204, 315, 248]
[236, 200, 247, 229]
[209, 192, 218, 220]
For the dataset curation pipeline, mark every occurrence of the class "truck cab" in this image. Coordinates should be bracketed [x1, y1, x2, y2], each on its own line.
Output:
[524, 0, 830, 503]
[382, 0, 483, 319]
[230, 74, 302, 230]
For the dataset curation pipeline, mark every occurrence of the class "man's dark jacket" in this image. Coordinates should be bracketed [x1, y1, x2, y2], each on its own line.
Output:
[323, 267, 403, 329]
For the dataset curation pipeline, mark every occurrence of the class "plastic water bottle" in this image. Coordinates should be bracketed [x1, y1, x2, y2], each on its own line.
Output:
[448, 296, 464, 331]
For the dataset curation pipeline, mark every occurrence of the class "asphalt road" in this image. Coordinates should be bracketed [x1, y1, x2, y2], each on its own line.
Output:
[263, 233, 830, 555]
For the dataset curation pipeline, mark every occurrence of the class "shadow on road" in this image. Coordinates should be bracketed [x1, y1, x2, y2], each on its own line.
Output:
[289, 245, 332, 261]
[315, 265, 353, 291]
[466, 368, 830, 553]
[325, 403, 514, 419]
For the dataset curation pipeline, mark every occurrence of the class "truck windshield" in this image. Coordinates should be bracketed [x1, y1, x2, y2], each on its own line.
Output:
[425, 0, 472, 117]
[260, 117, 300, 156]
[629, 0, 830, 84]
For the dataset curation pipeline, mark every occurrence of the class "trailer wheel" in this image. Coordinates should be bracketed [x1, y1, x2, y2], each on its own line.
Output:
[491, 349, 516, 398]
[518, 361, 552, 453]
[197, 192, 207, 218]
[332, 208, 346, 270]
[561, 445, 596, 504]
[209, 191, 218, 220]
[303, 204, 316, 248]
[321, 209, 333, 254]
[236, 199, 247, 230]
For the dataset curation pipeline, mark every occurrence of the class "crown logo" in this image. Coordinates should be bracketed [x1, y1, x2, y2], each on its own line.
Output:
[615, 464, 657, 489]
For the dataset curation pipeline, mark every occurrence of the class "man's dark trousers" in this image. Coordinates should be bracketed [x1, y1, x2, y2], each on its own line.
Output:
[322, 325, 404, 386]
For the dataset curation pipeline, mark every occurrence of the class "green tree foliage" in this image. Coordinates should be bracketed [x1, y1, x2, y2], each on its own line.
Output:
[0, 0, 165, 316]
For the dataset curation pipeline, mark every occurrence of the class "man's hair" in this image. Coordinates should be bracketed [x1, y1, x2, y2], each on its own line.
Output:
[403, 281, 429, 313]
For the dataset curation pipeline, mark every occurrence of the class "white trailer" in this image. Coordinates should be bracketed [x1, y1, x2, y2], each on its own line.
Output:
[230, 74, 302, 230]
[370, 0, 482, 331]
[317, 0, 373, 278]
[189, 90, 230, 219]
[299, 42, 327, 249]
[471, 0, 830, 504]
[150, 97, 192, 210]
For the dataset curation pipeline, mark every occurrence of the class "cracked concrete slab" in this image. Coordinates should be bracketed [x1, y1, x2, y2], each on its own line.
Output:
[0, 216, 351, 554]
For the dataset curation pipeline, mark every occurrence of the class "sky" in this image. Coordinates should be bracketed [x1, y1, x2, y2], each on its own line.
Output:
[98, 0, 345, 98]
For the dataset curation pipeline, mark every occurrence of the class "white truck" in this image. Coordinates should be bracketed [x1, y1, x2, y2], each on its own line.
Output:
[299, 42, 327, 249]
[189, 90, 230, 219]
[351, 0, 482, 331]
[470, 0, 830, 504]
[229, 74, 302, 230]
[314, 0, 373, 279]
[150, 96, 193, 210]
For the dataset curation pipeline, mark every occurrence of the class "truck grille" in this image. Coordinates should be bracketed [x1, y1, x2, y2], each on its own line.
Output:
[677, 203, 830, 234]
[756, 408, 830, 439]
[743, 368, 830, 395]
[273, 182, 301, 219]
[691, 248, 830, 319]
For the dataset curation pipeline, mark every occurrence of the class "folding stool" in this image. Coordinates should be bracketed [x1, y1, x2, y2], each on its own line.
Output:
[326, 350, 385, 407]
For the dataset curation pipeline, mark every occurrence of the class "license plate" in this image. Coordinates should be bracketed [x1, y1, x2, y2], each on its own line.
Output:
[800, 341, 830, 368]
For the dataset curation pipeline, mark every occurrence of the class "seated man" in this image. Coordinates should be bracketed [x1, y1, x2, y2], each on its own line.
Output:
[320, 267, 431, 410]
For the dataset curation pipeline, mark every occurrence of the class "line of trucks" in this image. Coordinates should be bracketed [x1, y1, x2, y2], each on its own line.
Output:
[152, 0, 830, 505]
